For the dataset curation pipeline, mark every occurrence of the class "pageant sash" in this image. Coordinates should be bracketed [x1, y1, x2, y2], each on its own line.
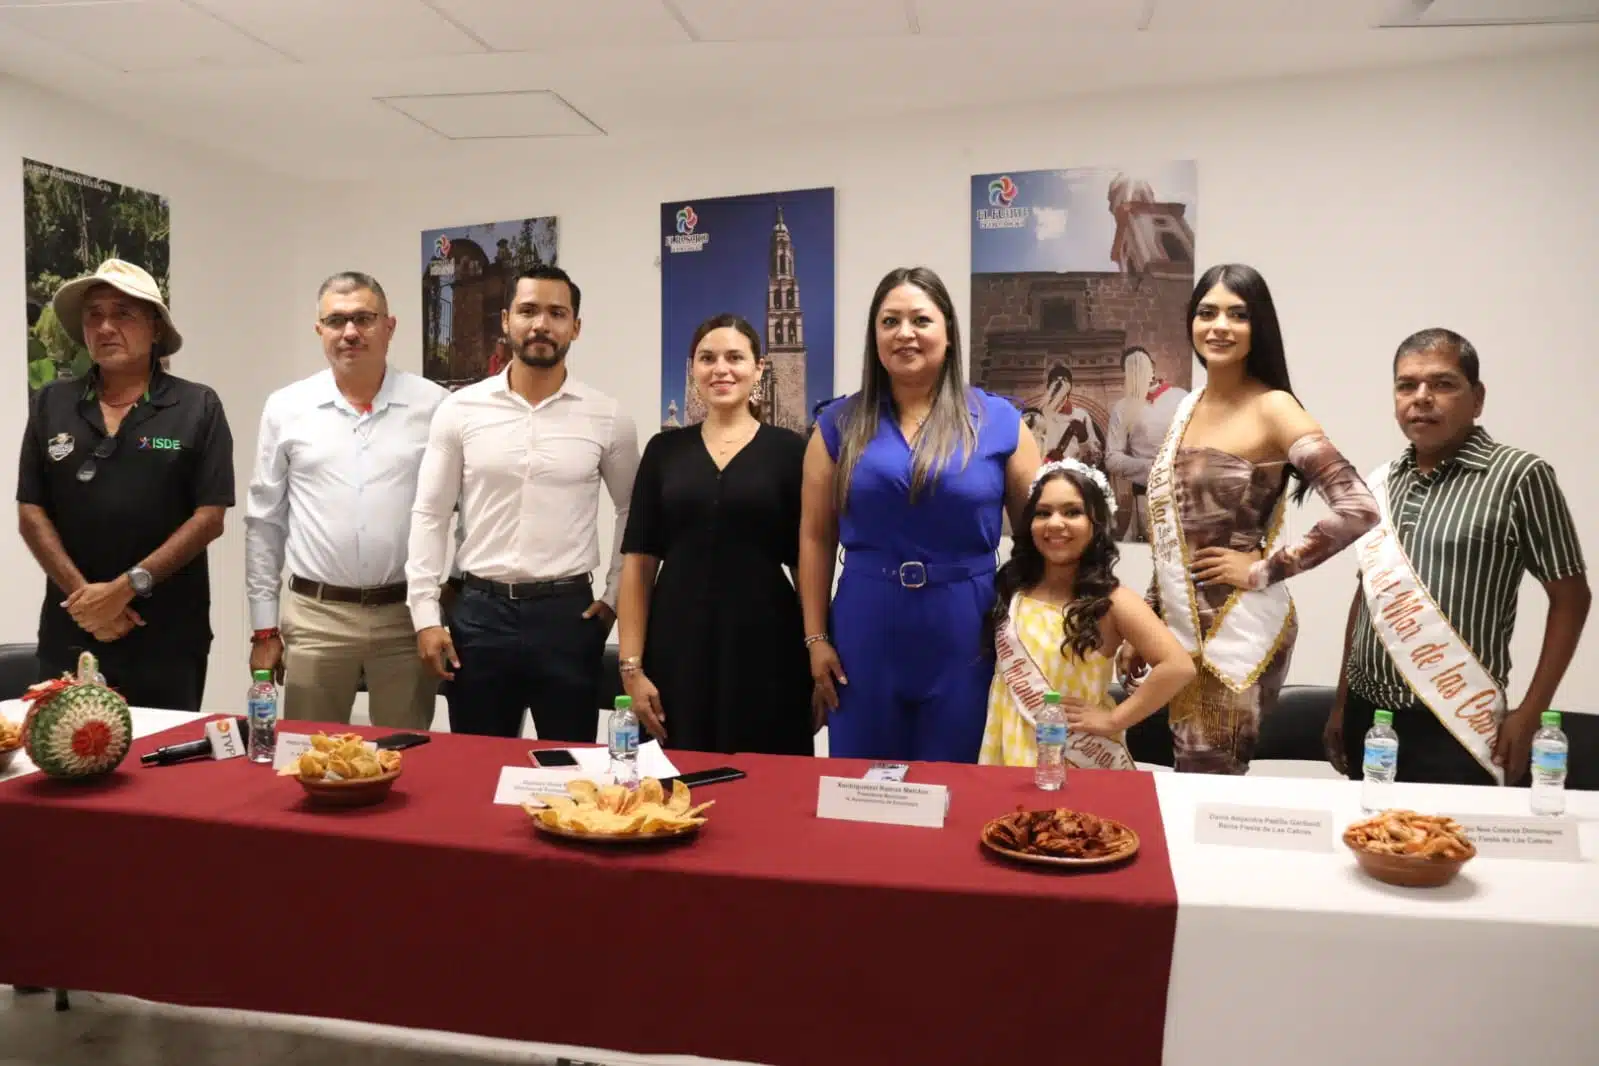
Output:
[995, 598, 1136, 771]
[1355, 463, 1505, 785]
[1146, 388, 1293, 692]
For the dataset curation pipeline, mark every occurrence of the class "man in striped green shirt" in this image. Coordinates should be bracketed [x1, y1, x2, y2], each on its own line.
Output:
[1326, 329, 1589, 785]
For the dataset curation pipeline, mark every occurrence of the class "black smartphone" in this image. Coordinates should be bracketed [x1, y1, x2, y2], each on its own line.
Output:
[663, 767, 746, 788]
[373, 732, 431, 751]
[531, 749, 580, 768]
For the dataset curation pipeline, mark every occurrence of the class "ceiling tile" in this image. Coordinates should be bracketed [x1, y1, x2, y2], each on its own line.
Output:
[0, 0, 289, 72]
[1404, 0, 1599, 23]
[673, 0, 912, 40]
[185, 0, 488, 61]
[912, 0, 1144, 35]
[427, 0, 692, 50]
[1148, 0, 1385, 31]
[378, 89, 605, 139]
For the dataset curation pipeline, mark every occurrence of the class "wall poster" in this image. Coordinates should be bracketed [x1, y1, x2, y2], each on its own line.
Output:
[23, 158, 171, 392]
[970, 163, 1199, 542]
[421, 216, 558, 390]
[659, 187, 835, 433]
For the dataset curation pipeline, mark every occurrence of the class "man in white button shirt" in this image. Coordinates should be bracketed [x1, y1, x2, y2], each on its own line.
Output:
[246, 272, 448, 728]
[407, 265, 640, 739]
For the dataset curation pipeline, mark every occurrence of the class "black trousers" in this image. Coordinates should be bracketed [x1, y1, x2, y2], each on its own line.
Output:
[38, 638, 210, 713]
[444, 583, 607, 741]
[1343, 688, 1497, 787]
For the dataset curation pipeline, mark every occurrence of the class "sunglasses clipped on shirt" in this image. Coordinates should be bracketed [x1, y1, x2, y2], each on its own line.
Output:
[76, 436, 118, 483]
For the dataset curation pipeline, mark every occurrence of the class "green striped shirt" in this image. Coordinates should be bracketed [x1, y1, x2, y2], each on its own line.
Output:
[1347, 427, 1586, 708]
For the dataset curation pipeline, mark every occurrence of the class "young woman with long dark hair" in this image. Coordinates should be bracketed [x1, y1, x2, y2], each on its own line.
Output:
[980, 461, 1193, 768]
[798, 267, 1041, 762]
[616, 314, 812, 754]
[1126, 263, 1379, 773]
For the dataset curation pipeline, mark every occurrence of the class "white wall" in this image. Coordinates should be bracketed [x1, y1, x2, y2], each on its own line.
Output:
[309, 48, 1598, 712]
[5, 46, 1597, 716]
[0, 75, 320, 709]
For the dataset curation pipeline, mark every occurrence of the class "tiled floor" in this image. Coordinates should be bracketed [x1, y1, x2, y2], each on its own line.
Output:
[0, 986, 660, 1066]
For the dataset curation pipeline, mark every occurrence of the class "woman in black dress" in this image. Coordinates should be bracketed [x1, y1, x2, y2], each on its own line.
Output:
[616, 314, 813, 755]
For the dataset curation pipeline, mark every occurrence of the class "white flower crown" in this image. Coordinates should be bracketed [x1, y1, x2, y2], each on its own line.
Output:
[1030, 459, 1118, 517]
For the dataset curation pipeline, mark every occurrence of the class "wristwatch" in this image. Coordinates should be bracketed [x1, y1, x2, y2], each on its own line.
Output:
[125, 567, 154, 598]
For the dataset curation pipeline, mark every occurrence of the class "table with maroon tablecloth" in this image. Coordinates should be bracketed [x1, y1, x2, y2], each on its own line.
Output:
[0, 720, 1177, 1066]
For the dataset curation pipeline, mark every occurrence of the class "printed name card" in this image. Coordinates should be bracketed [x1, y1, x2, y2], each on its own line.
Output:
[1195, 803, 1334, 852]
[494, 766, 614, 807]
[816, 776, 948, 829]
[270, 733, 376, 771]
[1446, 814, 1582, 862]
[204, 718, 248, 761]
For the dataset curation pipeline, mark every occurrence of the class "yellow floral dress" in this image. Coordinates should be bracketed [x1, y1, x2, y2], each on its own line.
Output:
[979, 594, 1120, 766]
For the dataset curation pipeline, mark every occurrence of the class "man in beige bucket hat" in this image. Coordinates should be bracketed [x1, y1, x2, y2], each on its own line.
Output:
[15, 258, 235, 711]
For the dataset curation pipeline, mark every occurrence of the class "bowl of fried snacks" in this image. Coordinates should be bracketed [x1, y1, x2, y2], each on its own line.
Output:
[0, 715, 22, 772]
[981, 807, 1140, 867]
[1343, 809, 1476, 887]
[525, 777, 713, 844]
[277, 732, 403, 808]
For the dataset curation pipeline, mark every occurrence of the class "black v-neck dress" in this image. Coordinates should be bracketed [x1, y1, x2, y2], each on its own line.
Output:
[620, 423, 814, 755]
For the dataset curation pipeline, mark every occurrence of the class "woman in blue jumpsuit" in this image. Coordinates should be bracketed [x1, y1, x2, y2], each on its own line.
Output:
[799, 267, 1040, 762]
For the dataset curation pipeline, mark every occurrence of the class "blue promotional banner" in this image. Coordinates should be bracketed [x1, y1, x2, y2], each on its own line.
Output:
[970, 163, 1198, 542]
[659, 187, 835, 433]
[420, 216, 558, 390]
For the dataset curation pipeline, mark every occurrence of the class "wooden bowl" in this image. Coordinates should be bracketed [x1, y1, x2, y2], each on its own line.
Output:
[294, 769, 401, 809]
[1343, 831, 1476, 888]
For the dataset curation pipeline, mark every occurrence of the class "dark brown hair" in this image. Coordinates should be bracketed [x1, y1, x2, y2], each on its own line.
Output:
[690, 313, 765, 420]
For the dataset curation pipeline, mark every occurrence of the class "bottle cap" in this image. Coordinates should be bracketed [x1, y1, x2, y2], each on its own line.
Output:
[615, 695, 633, 710]
[251, 669, 273, 682]
[1043, 691, 1061, 704]
[1541, 710, 1561, 728]
[1373, 709, 1393, 725]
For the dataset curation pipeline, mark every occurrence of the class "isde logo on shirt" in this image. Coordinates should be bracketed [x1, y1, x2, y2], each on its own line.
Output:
[138, 436, 182, 451]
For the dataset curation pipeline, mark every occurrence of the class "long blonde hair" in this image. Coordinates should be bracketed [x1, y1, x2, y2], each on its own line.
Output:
[833, 267, 980, 511]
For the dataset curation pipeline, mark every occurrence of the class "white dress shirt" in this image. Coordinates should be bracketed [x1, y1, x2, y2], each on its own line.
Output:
[406, 370, 639, 631]
[245, 367, 449, 631]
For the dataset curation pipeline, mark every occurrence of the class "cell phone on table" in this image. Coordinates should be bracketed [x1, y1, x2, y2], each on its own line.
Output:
[373, 732, 431, 751]
[530, 749, 580, 768]
[660, 767, 746, 788]
[864, 762, 910, 782]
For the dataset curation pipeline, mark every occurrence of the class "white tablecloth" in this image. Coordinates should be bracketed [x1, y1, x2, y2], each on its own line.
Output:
[7, 710, 1595, 1064]
[1157, 773, 1599, 1066]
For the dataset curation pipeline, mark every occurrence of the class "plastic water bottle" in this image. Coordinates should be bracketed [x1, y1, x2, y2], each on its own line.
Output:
[608, 695, 639, 788]
[1361, 709, 1399, 812]
[1034, 691, 1067, 791]
[246, 669, 278, 765]
[1530, 711, 1568, 816]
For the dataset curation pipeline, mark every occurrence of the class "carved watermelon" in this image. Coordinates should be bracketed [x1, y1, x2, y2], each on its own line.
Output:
[21, 652, 133, 779]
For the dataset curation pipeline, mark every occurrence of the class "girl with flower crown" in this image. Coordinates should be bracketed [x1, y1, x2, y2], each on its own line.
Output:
[979, 460, 1196, 769]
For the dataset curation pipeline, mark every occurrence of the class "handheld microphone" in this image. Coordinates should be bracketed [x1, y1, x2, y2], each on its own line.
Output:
[140, 717, 250, 766]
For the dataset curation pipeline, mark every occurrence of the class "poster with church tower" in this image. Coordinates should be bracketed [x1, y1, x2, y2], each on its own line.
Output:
[970, 162, 1197, 542]
[660, 187, 835, 434]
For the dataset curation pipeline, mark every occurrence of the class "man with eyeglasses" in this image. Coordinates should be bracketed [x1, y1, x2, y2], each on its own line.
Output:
[16, 259, 235, 711]
[245, 272, 448, 729]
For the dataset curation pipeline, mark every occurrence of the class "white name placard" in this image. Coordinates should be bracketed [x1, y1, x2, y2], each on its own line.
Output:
[271, 733, 376, 771]
[494, 766, 614, 807]
[1195, 803, 1334, 853]
[816, 776, 948, 829]
[204, 718, 248, 761]
[1447, 814, 1582, 862]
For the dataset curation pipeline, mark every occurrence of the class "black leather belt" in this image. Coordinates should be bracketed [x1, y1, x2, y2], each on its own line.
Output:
[289, 575, 407, 606]
[461, 573, 590, 600]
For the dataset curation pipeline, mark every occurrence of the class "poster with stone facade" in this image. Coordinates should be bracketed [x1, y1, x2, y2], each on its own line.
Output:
[421, 216, 558, 390]
[659, 187, 834, 433]
[970, 163, 1198, 542]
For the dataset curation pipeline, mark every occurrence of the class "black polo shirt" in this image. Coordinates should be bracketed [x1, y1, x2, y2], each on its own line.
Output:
[17, 366, 235, 651]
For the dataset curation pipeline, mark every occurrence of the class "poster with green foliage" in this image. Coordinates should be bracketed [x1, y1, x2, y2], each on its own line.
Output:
[23, 158, 170, 393]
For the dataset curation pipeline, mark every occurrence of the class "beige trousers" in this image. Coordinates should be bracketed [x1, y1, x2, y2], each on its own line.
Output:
[279, 589, 436, 730]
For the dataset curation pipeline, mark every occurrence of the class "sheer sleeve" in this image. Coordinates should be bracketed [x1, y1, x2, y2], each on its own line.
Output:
[1247, 433, 1379, 589]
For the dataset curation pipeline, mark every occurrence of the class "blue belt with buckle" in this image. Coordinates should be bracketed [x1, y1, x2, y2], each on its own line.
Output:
[842, 551, 996, 589]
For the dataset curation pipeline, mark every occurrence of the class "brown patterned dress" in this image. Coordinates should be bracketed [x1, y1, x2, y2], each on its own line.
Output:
[1153, 447, 1296, 774]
